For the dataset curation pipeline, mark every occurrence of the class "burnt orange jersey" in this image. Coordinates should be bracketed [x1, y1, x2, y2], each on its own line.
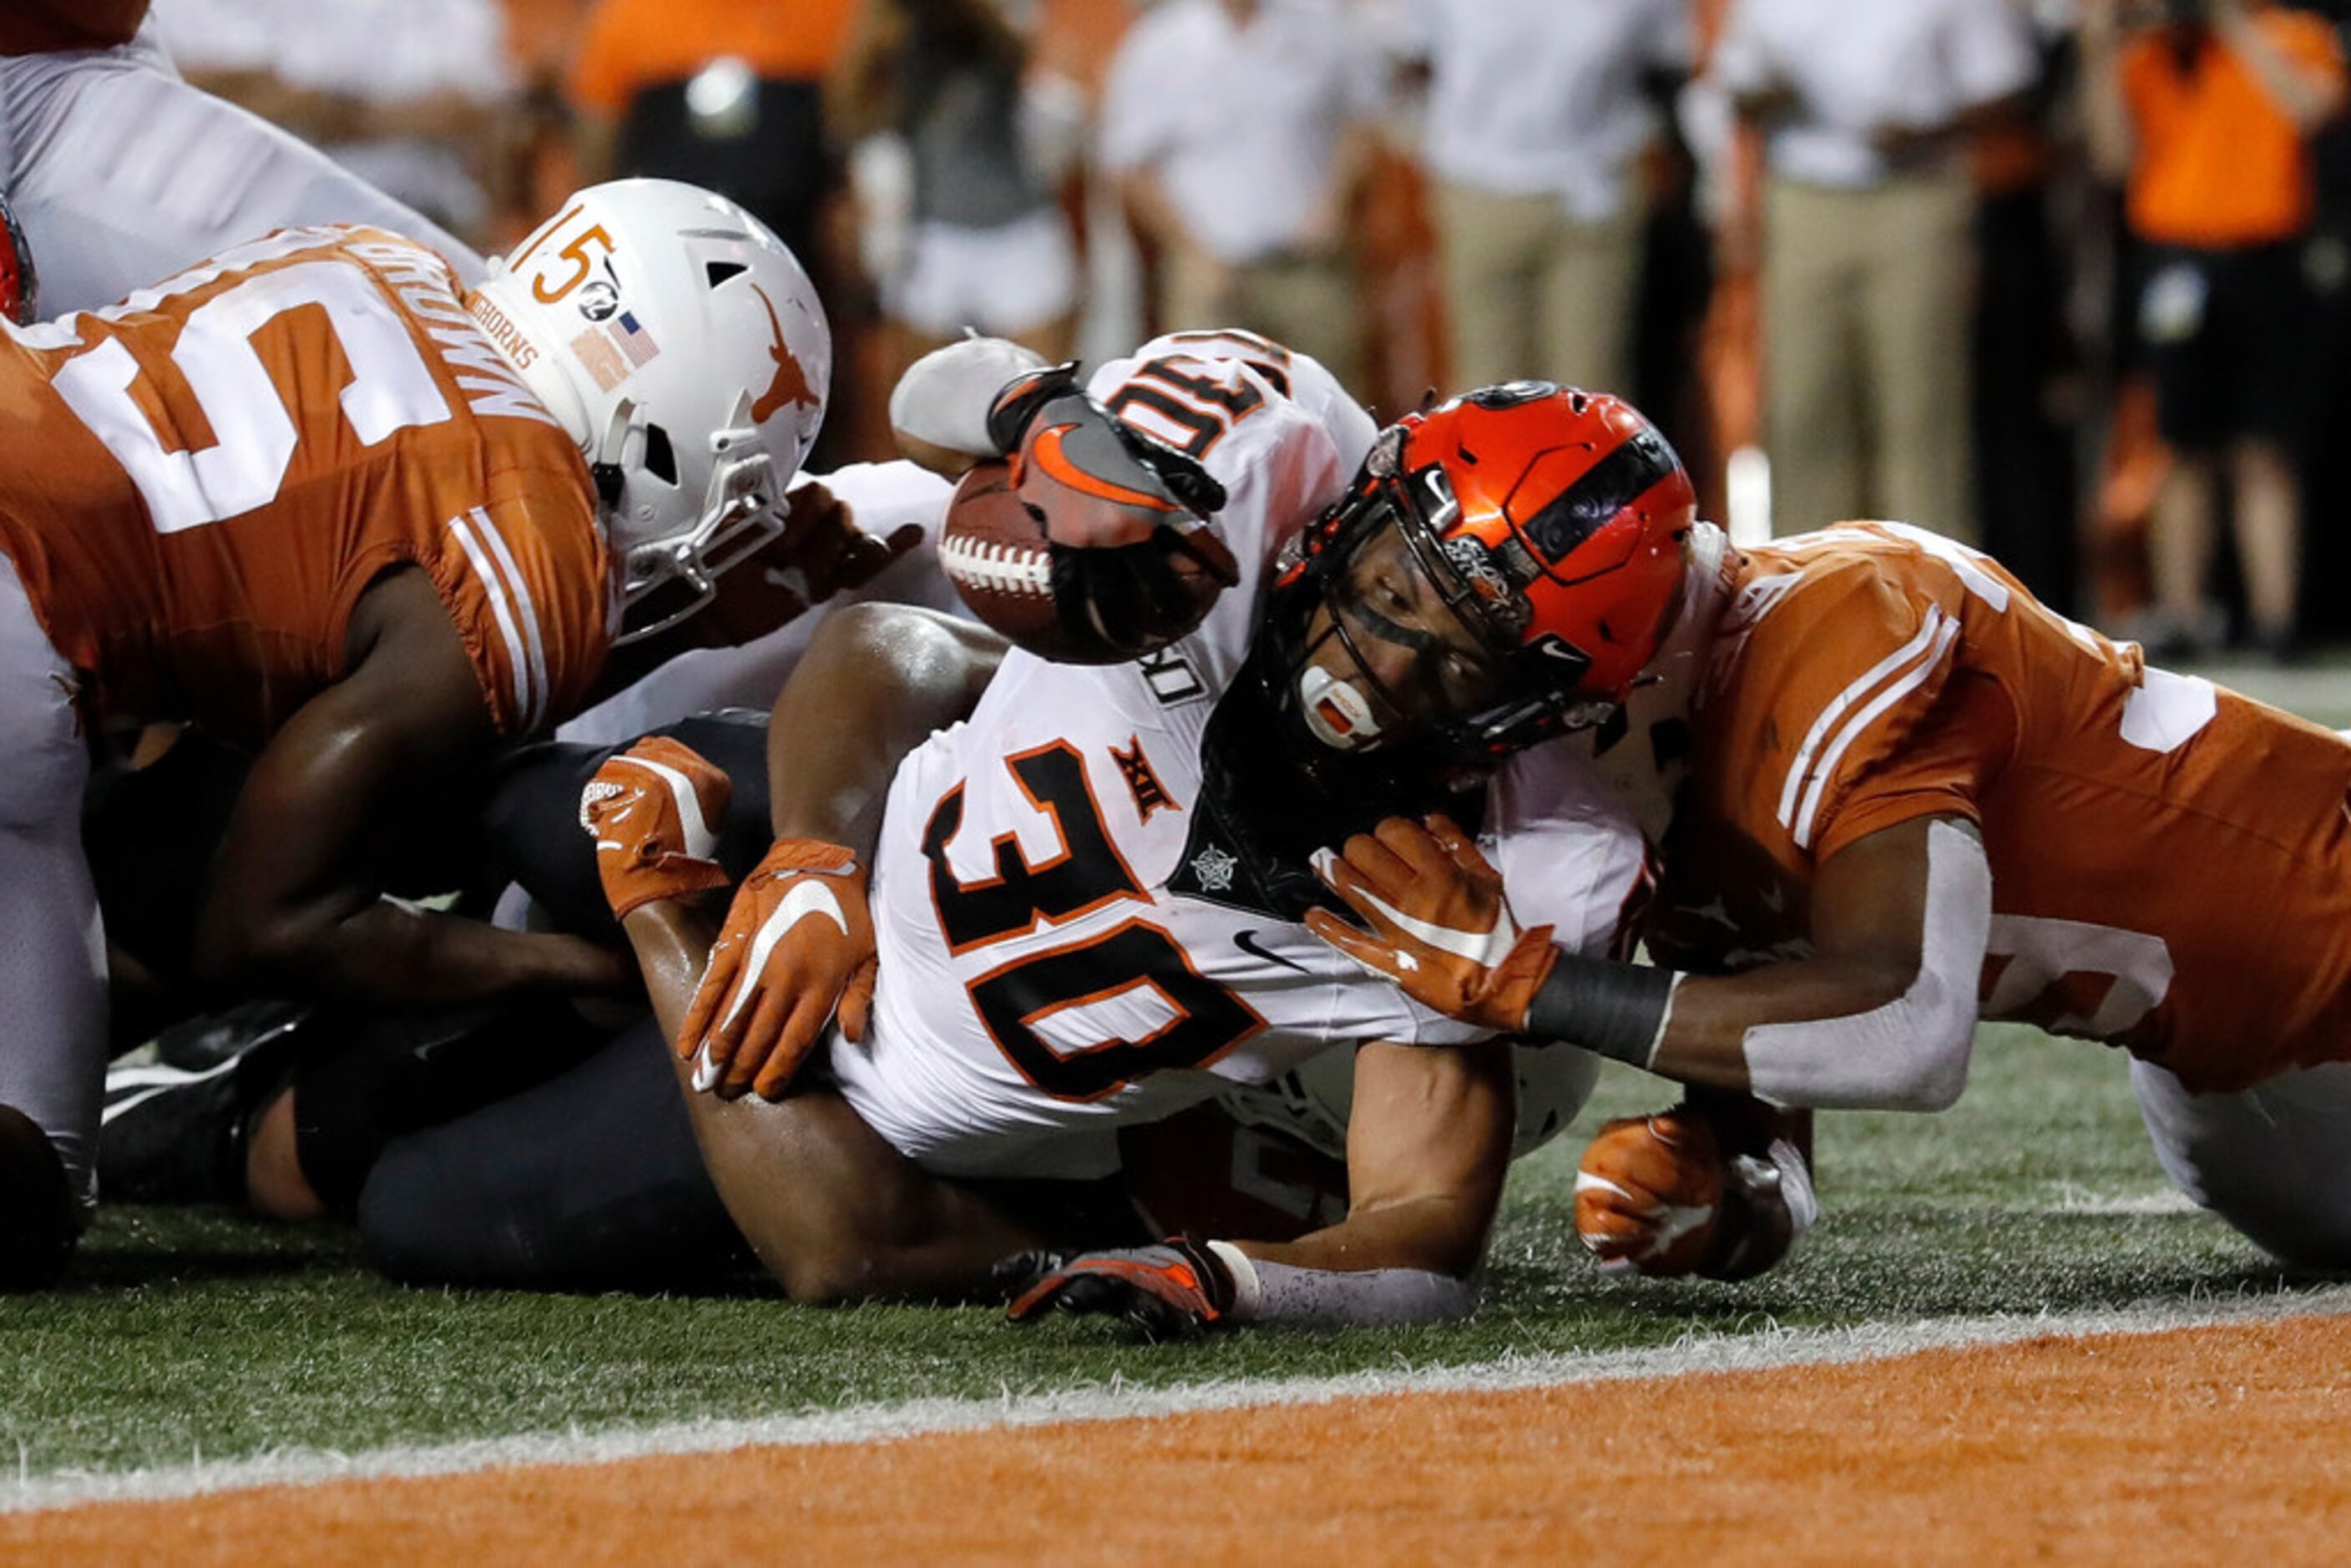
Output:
[1646, 522, 2351, 1094]
[0, 225, 609, 746]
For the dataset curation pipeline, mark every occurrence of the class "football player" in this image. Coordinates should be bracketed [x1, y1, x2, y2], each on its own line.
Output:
[0, 177, 842, 1287]
[575, 339, 1708, 1330]
[1311, 518, 2351, 1277]
[0, 2, 492, 316]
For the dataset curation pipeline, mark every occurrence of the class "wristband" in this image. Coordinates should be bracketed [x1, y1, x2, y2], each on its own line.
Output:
[1523, 952, 1683, 1069]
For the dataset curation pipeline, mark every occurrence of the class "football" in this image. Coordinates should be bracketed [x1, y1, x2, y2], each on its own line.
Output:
[937, 459, 1062, 650]
[937, 458, 1233, 663]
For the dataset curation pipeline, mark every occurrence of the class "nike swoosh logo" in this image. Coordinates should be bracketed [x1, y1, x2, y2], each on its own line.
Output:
[749, 284, 819, 424]
[100, 1056, 239, 1125]
[1028, 422, 1180, 511]
[1234, 928, 1310, 974]
[1309, 847, 1519, 967]
[720, 878, 850, 1031]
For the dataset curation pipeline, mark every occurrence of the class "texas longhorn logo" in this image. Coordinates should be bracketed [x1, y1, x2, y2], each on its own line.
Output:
[750, 284, 821, 423]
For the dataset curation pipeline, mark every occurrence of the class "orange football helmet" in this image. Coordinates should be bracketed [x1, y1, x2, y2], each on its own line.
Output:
[1271, 382, 1696, 761]
[0, 190, 38, 326]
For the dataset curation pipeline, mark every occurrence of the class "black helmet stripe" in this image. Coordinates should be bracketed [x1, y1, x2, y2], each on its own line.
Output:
[1514, 427, 1681, 569]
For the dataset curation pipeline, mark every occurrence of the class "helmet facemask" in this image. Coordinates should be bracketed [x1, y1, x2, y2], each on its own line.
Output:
[600, 390, 787, 644]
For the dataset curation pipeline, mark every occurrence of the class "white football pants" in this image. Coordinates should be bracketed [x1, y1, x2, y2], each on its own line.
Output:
[2133, 1056, 2351, 1268]
[0, 550, 103, 1215]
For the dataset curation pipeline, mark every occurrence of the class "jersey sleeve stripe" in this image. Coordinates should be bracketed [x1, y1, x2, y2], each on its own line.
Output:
[1787, 614, 1961, 852]
[460, 504, 554, 727]
[445, 508, 545, 733]
[1773, 604, 1951, 832]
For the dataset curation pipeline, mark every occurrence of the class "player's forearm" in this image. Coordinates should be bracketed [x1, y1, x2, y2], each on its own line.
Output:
[195, 898, 629, 1009]
[766, 604, 1003, 852]
[1526, 948, 1949, 1105]
[619, 901, 716, 1044]
[1239, 1190, 1492, 1279]
[1646, 958, 1914, 1087]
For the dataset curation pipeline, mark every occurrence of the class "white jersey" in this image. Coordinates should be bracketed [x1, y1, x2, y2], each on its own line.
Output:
[831, 333, 1646, 1179]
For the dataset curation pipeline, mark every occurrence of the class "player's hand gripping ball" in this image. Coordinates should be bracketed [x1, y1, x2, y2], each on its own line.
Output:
[1574, 1108, 1731, 1277]
[937, 449, 1236, 665]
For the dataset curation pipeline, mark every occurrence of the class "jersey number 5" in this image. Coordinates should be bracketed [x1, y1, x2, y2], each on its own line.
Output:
[50, 260, 452, 535]
[923, 742, 1263, 1100]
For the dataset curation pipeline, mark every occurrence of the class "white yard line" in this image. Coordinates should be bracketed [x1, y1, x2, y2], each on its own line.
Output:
[10, 1282, 2351, 1515]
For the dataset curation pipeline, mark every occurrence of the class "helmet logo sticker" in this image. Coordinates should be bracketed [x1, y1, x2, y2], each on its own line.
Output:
[576, 280, 619, 321]
[750, 284, 821, 422]
[608, 310, 660, 369]
[1525, 634, 1594, 683]
[567, 328, 629, 392]
[1467, 380, 1559, 409]
[1438, 534, 1529, 634]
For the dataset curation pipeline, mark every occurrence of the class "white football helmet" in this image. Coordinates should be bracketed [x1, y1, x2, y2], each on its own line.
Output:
[467, 179, 831, 642]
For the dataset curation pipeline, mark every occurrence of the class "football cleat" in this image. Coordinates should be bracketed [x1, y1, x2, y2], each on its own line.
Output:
[97, 1001, 313, 1204]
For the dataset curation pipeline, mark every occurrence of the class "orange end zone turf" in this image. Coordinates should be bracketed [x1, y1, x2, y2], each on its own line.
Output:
[13, 1314, 2351, 1565]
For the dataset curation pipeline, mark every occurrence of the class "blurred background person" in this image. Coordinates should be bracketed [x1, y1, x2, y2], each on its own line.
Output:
[155, 0, 518, 257]
[1711, 0, 2036, 542]
[0, 0, 488, 313]
[1967, 0, 2083, 613]
[1388, 0, 1692, 394]
[2081, 0, 2346, 660]
[564, 0, 852, 268]
[1098, 0, 1383, 392]
[828, 0, 1083, 385]
[565, 0, 859, 461]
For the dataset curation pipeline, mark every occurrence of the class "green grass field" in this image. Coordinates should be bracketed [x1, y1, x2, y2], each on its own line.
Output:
[0, 1027, 2307, 1483]
[2, 657, 2341, 1488]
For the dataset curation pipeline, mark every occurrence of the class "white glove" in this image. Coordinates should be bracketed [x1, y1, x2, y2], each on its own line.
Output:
[888, 334, 1052, 467]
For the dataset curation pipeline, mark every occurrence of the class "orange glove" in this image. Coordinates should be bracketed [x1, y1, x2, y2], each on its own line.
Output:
[1302, 813, 1559, 1031]
[1575, 1106, 1818, 1280]
[1574, 1110, 1729, 1277]
[578, 737, 733, 919]
[674, 837, 877, 1100]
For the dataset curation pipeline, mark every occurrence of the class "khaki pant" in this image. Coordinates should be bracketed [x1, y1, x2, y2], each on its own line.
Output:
[1762, 171, 1977, 541]
[1435, 182, 1642, 392]
[1163, 246, 1362, 393]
